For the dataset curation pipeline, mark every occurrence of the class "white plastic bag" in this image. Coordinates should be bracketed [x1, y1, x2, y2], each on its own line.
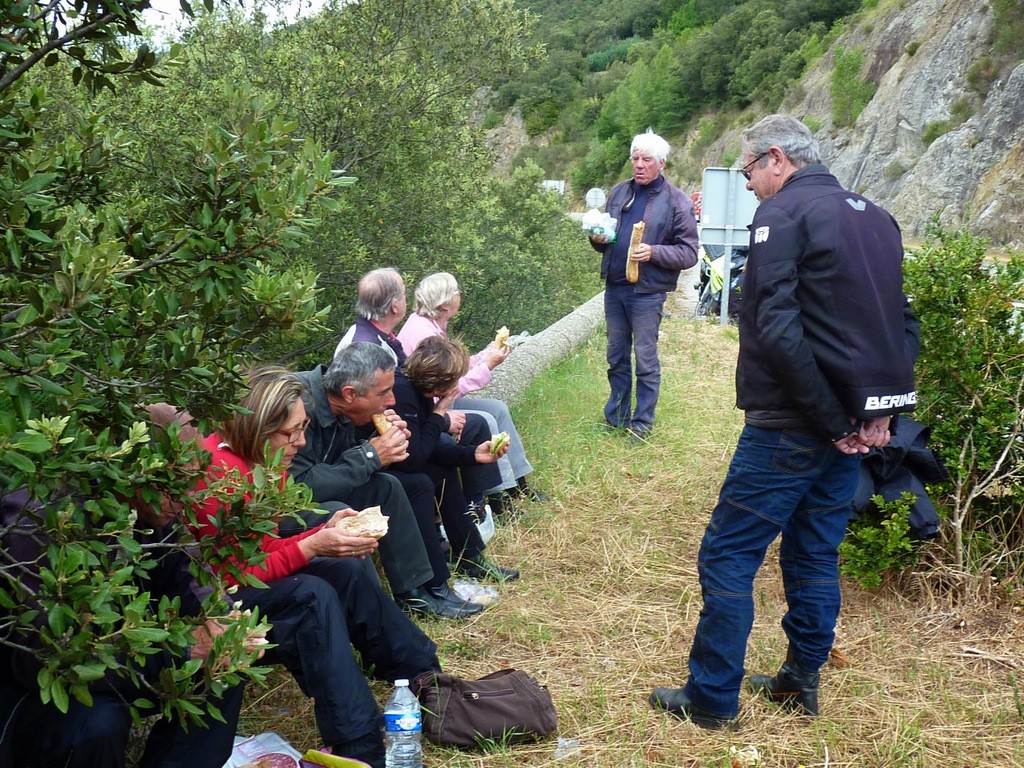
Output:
[223, 732, 302, 768]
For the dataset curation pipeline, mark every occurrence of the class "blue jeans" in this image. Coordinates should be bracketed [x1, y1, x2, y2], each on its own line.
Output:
[604, 284, 666, 432]
[683, 425, 860, 717]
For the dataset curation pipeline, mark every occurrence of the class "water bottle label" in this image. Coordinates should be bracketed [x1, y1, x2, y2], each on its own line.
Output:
[384, 711, 422, 733]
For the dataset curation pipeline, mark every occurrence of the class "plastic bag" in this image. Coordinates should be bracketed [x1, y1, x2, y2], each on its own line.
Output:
[580, 208, 616, 240]
[224, 732, 302, 768]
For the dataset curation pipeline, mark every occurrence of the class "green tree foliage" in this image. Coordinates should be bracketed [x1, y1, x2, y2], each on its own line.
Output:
[448, 161, 599, 349]
[148, 0, 595, 364]
[830, 45, 875, 127]
[1, 0, 345, 721]
[903, 227, 1024, 569]
[500, 0, 864, 193]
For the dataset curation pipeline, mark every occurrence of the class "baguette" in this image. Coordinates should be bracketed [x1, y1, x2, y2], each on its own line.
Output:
[494, 325, 510, 349]
[371, 413, 390, 435]
[626, 221, 646, 283]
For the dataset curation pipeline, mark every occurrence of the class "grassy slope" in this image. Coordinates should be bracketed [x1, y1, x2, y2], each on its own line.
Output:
[243, 294, 1024, 767]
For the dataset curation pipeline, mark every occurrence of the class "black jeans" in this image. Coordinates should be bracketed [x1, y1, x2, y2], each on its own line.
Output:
[388, 467, 486, 564]
[1, 669, 242, 768]
[236, 557, 440, 746]
[280, 472, 434, 594]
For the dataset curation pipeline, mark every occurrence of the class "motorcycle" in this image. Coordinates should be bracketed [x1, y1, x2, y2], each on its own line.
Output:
[694, 243, 747, 320]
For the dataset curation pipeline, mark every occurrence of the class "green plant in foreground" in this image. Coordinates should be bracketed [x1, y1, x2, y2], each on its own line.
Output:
[841, 492, 919, 588]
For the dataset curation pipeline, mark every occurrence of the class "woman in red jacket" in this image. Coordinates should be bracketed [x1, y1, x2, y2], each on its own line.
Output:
[192, 366, 440, 768]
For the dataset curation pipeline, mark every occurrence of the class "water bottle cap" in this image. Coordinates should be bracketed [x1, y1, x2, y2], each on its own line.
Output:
[395, 678, 410, 687]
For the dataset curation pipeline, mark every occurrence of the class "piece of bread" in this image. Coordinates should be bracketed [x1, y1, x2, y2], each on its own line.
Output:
[333, 505, 389, 539]
[626, 221, 646, 283]
[489, 431, 510, 456]
[494, 325, 510, 348]
[370, 413, 390, 435]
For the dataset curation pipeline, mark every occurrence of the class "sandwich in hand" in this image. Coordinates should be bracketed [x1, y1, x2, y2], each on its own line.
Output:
[489, 431, 510, 456]
[626, 220, 646, 284]
[333, 505, 389, 539]
[371, 413, 390, 435]
[494, 325, 511, 349]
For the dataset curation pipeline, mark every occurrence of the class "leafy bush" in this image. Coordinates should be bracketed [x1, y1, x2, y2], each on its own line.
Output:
[967, 55, 1000, 95]
[841, 493, 920, 588]
[830, 46, 875, 127]
[902, 227, 1024, 569]
[586, 37, 640, 72]
[921, 119, 953, 146]
[0, 3, 344, 720]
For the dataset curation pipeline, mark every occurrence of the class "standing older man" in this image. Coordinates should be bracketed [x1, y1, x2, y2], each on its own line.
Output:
[589, 130, 698, 440]
[650, 115, 919, 729]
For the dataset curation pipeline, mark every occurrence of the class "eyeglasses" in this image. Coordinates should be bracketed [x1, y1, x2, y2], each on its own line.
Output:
[739, 152, 768, 180]
[275, 416, 311, 445]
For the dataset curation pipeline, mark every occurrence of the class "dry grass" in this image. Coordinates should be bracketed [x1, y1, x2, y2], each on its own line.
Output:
[244, 297, 1024, 767]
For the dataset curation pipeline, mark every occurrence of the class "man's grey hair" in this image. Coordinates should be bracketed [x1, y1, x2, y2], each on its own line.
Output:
[629, 130, 670, 164]
[324, 342, 396, 396]
[741, 114, 822, 168]
[355, 268, 405, 321]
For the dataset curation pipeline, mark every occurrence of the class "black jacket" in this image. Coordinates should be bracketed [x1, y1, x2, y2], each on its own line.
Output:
[386, 371, 478, 473]
[737, 164, 919, 441]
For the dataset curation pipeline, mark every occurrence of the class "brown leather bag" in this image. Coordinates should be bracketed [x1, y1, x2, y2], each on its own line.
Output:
[411, 669, 558, 748]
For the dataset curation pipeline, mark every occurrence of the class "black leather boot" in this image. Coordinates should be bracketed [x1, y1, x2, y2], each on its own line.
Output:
[394, 585, 482, 619]
[514, 476, 548, 503]
[452, 551, 520, 582]
[748, 653, 820, 716]
[649, 687, 738, 731]
[429, 581, 484, 616]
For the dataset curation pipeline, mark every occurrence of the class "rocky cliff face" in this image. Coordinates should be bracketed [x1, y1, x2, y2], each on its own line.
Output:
[683, 0, 1024, 247]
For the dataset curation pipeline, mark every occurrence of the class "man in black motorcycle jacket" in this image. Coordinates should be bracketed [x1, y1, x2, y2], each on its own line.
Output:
[650, 114, 918, 730]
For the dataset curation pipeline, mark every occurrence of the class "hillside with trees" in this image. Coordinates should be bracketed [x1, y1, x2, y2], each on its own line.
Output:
[493, 0, 1024, 244]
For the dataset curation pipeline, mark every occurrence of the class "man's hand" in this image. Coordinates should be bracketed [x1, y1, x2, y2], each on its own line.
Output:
[631, 243, 653, 262]
[832, 433, 870, 455]
[857, 416, 892, 448]
[370, 423, 409, 466]
[190, 614, 268, 667]
[475, 439, 509, 464]
[590, 233, 611, 245]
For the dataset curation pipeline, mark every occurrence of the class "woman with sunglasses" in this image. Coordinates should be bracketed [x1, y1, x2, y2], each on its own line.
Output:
[190, 365, 441, 768]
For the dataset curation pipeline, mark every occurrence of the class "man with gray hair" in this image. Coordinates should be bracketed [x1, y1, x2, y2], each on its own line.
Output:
[588, 129, 698, 441]
[333, 267, 408, 363]
[292, 343, 483, 619]
[650, 115, 918, 729]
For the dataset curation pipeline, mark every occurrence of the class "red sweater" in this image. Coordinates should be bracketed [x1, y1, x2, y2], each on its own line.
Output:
[192, 433, 321, 587]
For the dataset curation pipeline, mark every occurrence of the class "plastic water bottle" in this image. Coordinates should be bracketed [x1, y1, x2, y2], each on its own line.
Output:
[384, 678, 422, 768]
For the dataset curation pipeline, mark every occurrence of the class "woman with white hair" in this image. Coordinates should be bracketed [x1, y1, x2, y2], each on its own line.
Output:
[397, 271, 544, 507]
